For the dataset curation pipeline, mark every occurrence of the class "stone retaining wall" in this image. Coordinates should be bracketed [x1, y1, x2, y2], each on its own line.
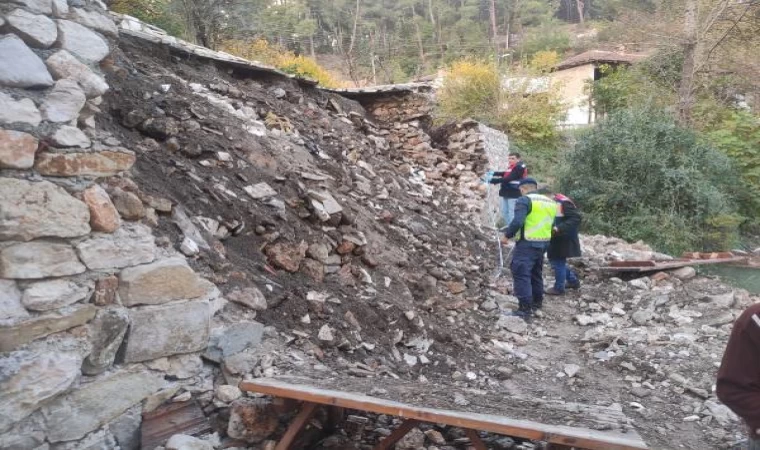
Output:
[0, 2, 220, 448]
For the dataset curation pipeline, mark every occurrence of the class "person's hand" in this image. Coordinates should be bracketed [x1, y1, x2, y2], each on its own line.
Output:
[500, 236, 509, 245]
[552, 226, 559, 236]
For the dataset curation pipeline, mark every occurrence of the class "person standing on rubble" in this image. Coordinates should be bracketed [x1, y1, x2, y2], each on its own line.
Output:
[717, 304, 760, 449]
[545, 193, 582, 295]
[501, 178, 557, 320]
[487, 152, 527, 227]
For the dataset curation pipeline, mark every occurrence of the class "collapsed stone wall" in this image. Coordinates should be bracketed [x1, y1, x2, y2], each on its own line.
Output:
[0, 2, 221, 449]
[358, 93, 509, 226]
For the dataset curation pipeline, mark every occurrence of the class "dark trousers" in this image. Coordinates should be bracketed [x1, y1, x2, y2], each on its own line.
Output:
[510, 243, 546, 310]
[549, 257, 579, 292]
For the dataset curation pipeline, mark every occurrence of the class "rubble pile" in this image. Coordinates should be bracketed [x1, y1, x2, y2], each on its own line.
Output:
[0, 7, 755, 450]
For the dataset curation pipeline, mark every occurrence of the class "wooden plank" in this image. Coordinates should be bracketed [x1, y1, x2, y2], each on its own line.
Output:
[465, 428, 488, 450]
[141, 400, 211, 450]
[275, 402, 318, 450]
[373, 419, 419, 450]
[240, 379, 647, 450]
[600, 256, 746, 272]
[608, 260, 657, 268]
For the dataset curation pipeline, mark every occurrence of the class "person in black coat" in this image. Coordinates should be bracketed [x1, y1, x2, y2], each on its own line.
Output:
[546, 193, 582, 295]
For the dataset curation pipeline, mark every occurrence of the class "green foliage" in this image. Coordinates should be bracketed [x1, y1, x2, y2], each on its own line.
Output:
[557, 108, 740, 254]
[704, 111, 760, 228]
[111, 0, 185, 37]
[437, 60, 500, 123]
[219, 39, 341, 87]
[436, 59, 564, 148]
[517, 22, 571, 60]
[587, 62, 675, 116]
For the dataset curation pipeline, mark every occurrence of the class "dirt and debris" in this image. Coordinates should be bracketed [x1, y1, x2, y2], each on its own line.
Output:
[90, 32, 757, 450]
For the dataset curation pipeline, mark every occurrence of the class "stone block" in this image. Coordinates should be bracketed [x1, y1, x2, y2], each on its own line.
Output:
[22, 278, 94, 311]
[227, 399, 278, 443]
[81, 308, 129, 375]
[92, 275, 119, 306]
[41, 78, 86, 123]
[0, 351, 81, 433]
[0, 179, 90, 241]
[51, 0, 68, 16]
[0, 304, 96, 352]
[69, 7, 118, 37]
[49, 125, 91, 148]
[0, 241, 86, 279]
[55, 19, 110, 63]
[46, 50, 109, 98]
[121, 300, 211, 363]
[110, 187, 145, 220]
[75, 223, 156, 270]
[0, 34, 53, 88]
[204, 321, 264, 363]
[118, 257, 211, 306]
[42, 370, 165, 443]
[109, 406, 141, 450]
[0, 280, 28, 321]
[82, 184, 121, 233]
[6, 9, 57, 48]
[35, 149, 136, 177]
[0, 129, 37, 169]
[13, 0, 53, 14]
[227, 286, 268, 311]
[0, 92, 41, 127]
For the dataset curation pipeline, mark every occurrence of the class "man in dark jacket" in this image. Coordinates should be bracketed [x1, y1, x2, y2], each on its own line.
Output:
[717, 303, 760, 448]
[488, 152, 527, 227]
[545, 193, 581, 295]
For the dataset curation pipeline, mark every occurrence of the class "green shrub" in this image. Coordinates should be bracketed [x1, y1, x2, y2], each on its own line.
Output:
[557, 108, 740, 254]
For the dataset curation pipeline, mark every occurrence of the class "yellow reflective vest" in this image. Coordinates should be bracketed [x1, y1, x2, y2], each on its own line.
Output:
[517, 193, 558, 242]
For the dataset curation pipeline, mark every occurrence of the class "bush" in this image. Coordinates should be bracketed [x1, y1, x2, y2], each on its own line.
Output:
[436, 60, 500, 123]
[437, 59, 564, 147]
[703, 110, 760, 229]
[557, 108, 740, 254]
[111, 0, 185, 37]
[219, 39, 341, 88]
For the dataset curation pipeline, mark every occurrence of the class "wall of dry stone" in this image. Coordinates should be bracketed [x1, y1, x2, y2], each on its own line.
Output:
[0, 2, 224, 449]
[359, 93, 509, 225]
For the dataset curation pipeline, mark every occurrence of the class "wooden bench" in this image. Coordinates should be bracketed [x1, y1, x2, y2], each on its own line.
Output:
[240, 377, 648, 450]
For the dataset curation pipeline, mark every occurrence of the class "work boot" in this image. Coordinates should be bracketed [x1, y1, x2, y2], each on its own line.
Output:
[531, 300, 543, 317]
[545, 287, 564, 296]
[503, 308, 532, 321]
[566, 281, 581, 290]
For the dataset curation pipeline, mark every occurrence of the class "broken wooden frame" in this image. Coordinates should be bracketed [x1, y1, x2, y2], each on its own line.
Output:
[599, 255, 746, 273]
[240, 378, 648, 450]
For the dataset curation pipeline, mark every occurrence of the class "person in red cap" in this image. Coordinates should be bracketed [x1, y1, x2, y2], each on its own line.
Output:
[717, 304, 760, 448]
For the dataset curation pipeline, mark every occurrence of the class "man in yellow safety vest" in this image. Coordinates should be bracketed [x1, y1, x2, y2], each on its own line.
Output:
[501, 177, 557, 320]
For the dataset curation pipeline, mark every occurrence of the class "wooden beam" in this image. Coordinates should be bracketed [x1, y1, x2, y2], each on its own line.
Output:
[373, 419, 420, 450]
[275, 402, 318, 450]
[240, 378, 647, 450]
[465, 428, 488, 450]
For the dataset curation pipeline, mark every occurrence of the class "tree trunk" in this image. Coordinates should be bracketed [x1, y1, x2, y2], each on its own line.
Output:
[411, 6, 426, 73]
[677, 0, 698, 125]
[576, 0, 585, 25]
[489, 0, 498, 46]
[309, 35, 316, 58]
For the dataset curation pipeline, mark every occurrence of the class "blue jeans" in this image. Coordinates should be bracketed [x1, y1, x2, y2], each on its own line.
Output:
[549, 258, 579, 292]
[501, 197, 517, 228]
[510, 243, 546, 310]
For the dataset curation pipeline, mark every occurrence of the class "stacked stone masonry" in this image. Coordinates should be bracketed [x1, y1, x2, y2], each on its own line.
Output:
[0, 2, 217, 448]
[358, 92, 504, 224]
